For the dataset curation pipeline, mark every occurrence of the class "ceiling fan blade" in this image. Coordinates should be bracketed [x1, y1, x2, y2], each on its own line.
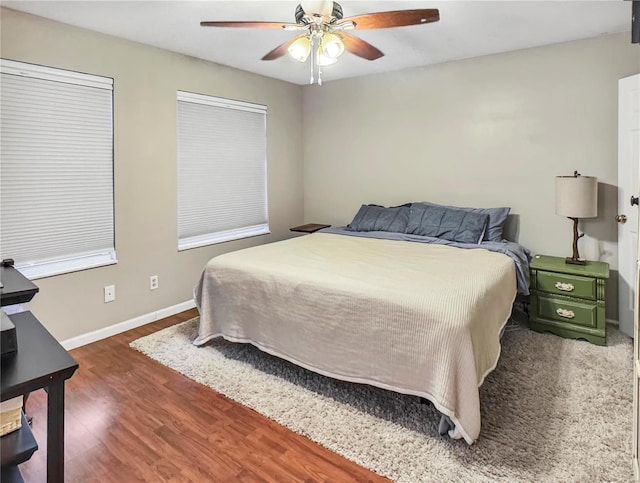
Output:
[262, 34, 306, 61]
[200, 21, 299, 29]
[338, 9, 439, 30]
[339, 33, 384, 61]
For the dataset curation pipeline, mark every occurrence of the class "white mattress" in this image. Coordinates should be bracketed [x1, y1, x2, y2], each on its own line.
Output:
[194, 233, 517, 443]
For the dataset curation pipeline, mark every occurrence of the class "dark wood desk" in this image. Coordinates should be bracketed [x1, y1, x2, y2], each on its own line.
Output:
[0, 266, 39, 306]
[1, 311, 78, 483]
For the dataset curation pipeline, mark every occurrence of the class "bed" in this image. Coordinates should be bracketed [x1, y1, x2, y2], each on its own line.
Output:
[193, 203, 530, 444]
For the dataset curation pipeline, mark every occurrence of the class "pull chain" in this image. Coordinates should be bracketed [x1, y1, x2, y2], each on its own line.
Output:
[309, 38, 314, 85]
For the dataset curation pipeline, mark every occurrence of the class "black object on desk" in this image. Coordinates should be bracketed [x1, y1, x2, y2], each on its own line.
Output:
[1, 311, 79, 483]
[1, 265, 39, 359]
[1, 312, 18, 357]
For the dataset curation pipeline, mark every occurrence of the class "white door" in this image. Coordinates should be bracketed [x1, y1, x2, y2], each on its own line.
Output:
[618, 74, 639, 339]
[620, 73, 640, 480]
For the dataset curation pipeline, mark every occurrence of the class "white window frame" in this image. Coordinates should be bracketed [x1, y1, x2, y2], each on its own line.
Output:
[176, 91, 269, 251]
[0, 59, 116, 280]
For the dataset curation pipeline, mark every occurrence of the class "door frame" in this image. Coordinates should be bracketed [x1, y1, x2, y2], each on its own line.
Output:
[623, 72, 640, 480]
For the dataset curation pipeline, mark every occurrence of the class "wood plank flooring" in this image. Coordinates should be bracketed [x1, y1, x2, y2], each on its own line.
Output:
[19, 309, 389, 482]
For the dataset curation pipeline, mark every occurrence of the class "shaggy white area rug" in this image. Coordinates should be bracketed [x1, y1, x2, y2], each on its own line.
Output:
[130, 318, 634, 482]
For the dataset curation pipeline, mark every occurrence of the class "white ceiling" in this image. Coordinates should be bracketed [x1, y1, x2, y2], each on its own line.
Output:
[3, 1, 633, 85]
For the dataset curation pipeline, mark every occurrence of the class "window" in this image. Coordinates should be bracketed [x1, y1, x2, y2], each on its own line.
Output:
[0, 59, 115, 279]
[176, 91, 269, 250]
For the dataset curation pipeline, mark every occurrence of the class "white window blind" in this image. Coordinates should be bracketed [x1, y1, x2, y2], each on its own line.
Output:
[177, 91, 269, 250]
[0, 59, 115, 279]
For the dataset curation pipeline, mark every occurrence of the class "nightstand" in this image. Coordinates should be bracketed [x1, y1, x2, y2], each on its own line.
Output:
[290, 223, 331, 234]
[529, 255, 609, 345]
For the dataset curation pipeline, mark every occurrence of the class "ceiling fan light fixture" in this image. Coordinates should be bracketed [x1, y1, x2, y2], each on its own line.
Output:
[287, 36, 312, 62]
[320, 32, 344, 59]
[316, 47, 338, 66]
[201, 3, 441, 85]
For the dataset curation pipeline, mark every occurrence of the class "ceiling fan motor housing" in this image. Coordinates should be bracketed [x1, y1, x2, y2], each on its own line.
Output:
[330, 2, 343, 22]
[295, 2, 343, 24]
[294, 4, 308, 25]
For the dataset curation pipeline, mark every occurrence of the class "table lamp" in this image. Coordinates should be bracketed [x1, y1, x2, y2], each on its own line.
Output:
[555, 171, 598, 265]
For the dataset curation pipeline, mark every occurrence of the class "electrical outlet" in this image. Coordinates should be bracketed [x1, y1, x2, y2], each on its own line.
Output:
[150, 275, 159, 290]
[104, 285, 115, 303]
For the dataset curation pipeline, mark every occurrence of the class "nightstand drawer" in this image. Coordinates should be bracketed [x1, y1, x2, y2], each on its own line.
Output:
[536, 271, 596, 300]
[536, 295, 597, 329]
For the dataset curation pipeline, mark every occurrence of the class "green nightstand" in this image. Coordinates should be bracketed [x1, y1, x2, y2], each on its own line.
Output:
[529, 255, 609, 346]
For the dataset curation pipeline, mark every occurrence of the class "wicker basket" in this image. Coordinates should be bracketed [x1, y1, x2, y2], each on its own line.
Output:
[0, 396, 23, 436]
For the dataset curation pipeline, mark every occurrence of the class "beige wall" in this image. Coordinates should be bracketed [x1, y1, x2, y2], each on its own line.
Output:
[0, 8, 304, 341]
[303, 33, 639, 319]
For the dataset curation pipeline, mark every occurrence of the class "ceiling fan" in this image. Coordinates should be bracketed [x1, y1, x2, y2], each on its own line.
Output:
[201, 1, 440, 85]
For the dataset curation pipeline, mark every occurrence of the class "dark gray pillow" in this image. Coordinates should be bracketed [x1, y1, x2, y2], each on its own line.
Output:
[347, 204, 410, 233]
[406, 204, 489, 244]
[413, 202, 510, 242]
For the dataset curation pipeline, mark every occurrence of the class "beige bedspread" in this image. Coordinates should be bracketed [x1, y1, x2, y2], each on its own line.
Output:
[194, 233, 517, 443]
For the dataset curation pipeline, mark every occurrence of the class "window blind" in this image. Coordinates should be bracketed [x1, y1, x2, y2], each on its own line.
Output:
[177, 91, 269, 250]
[0, 59, 115, 279]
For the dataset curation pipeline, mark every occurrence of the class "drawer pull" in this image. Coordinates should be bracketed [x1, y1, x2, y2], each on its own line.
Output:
[556, 308, 575, 319]
[555, 282, 574, 292]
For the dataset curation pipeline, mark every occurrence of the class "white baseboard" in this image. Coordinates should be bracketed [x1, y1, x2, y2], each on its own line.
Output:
[634, 457, 639, 481]
[61, 299, 196, 350]
[606, 318, 620, 326]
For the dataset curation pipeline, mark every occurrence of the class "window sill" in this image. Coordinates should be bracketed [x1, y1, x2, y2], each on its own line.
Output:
[17, 251, 117, 280]
[178, 225, 270, 251]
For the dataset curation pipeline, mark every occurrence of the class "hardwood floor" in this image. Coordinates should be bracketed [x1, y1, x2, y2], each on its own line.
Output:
[19, 309, 389, 482]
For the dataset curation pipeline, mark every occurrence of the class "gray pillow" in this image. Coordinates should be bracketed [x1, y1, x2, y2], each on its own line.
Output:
[348, 204, 410, 233]
[406, 204, 489, 244]
[413, 202, 510, 242]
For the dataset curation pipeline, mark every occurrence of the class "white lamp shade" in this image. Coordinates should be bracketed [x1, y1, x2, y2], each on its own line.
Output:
[321, 33, 344, 59]
[287, 36, 311, 62]
[555, 175, 598, 218]
[316, 48, 338, 66]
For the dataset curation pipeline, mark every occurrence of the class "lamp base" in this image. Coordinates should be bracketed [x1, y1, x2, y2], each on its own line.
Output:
[565, 217, 587, 266]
